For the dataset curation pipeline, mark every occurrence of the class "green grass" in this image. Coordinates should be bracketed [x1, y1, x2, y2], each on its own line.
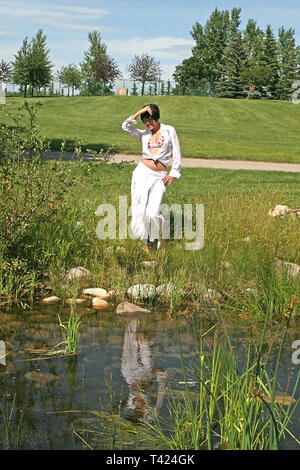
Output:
[1, 160, 299, 322]
[1, 95, 300, 163]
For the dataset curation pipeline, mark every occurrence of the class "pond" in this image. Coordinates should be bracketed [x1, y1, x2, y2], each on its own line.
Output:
[0, 302, 299, 450]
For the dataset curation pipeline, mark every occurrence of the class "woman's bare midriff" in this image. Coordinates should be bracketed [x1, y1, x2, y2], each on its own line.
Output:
[141, 158, 167, 171]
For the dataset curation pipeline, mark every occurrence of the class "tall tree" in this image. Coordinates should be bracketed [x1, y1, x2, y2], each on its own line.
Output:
[215, 31, 247, 98]
[127, 53, 162, 95]
[191, 7, 241, 83]
[28, 29, 53, 96]
[0, 60, 13, 104]
[261, 25, 279, 98]
[80, 31, 109, 95]
[276, 27, 299, 99]
[12, 38, 31, 97]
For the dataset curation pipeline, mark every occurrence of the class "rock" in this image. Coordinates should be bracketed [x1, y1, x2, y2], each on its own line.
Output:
[263, 392, 296, 406]
[65, 298, 88, 305]
[156, 283, 182, 298]
[141, 261, 156, 268]
[116, 302, 152, 316]
[66, 267, 91, 282]
[268, 205, 290, 218]
[127, 284, 156, 301]
[276, 259, 300, 278]
[202, 289, 222, 301]
[82, 288, 109, 299]
[91, 297, 110, 309]
[24, 371, 58, 385]
[42, 296, 60, 304]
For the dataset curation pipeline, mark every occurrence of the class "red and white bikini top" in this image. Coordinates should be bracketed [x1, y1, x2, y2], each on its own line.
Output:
[148, 135, 164, 149]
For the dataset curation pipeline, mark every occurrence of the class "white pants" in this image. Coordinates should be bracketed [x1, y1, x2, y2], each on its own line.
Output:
[130, 162, 167, 242]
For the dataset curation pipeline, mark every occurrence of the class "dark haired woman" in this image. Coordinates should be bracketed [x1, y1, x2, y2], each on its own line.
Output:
[122, 104, 181, 251]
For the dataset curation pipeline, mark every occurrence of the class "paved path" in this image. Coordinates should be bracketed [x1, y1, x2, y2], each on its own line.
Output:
[42, 151, 300, 173]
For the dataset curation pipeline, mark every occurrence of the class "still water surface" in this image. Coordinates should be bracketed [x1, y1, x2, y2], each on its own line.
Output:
[0, 303, 299, 450]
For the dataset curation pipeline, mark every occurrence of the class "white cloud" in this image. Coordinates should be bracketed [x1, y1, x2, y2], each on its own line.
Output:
[0, 29, 16, 36]
[107, 36, 194, 60]
[0, 0, 113, 32]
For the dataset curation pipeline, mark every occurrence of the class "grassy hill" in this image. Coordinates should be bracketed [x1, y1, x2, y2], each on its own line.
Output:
[1, 95, 300, 163]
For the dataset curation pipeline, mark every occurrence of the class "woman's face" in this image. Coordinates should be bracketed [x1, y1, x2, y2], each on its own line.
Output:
[143, 117, 160, 132]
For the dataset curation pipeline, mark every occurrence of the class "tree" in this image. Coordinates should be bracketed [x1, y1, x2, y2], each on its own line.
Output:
[275, 27, 299, 99]
[28, 29, 53, 96]
[215, 32, 247, 98]
[90, 54, 121, 95]
[12, 38, 31, 97]
[261, 25, 279, 98]
[80, 31, 109, 95]
[0, 60, 13, 104]
[130, 82, 138, 95]
[57, 64, 82, 96]
[13, 30, 53, 97]
[173, 56, 206, 94]
[191, 7, 242, 83]
[127, 53, 162, 95]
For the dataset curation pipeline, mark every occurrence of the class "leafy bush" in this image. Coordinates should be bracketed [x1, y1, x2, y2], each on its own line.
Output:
[0, 101, 79, 254]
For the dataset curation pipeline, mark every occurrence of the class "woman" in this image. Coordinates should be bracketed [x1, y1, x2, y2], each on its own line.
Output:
[122, 104, 181, 251]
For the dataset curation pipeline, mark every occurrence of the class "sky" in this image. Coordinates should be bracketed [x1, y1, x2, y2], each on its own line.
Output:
[0, 0, 299, 85]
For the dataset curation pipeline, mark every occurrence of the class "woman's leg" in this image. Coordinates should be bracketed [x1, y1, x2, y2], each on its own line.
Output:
[146, 179, 166, 244]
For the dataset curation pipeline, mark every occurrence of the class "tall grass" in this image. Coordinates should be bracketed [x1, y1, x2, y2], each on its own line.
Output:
[145, 273, 300, 450]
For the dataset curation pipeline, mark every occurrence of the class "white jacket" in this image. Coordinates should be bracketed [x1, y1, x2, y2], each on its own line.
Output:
[122, 116, 182, 178]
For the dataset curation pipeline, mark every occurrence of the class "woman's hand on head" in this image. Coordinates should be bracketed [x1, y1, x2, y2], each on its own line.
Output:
[141, 105, 152, 115]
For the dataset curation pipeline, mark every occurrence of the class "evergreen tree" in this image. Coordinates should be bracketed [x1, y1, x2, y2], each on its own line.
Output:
[130, 82, 138, 95]
[261, 25, 279, 98]
[276, 27, 299, 99]
[161, 80, 165, 95]
[191, 7, 241, 82]
[166, 80, 172, 95]
[215, 32, 247, 98]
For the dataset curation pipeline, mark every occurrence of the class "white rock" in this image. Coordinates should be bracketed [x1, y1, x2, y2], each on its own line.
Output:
[156, 283, 183, 298]
[268, 205, 290, 218]
[66, 266, 91, 281]
[202, 289, 222, 301]
[276, 259, 300, 278]
[42, 296, 60, 304]
[127, 284, 156, 301]
[141, 261, 156, 268]
[82, 288, 109, 299]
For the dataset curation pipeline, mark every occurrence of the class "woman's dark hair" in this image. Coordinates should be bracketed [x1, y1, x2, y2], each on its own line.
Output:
[141, 103, 160, 122]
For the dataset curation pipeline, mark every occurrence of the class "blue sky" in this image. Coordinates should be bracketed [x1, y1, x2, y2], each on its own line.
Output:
[0, 0, 299, 82]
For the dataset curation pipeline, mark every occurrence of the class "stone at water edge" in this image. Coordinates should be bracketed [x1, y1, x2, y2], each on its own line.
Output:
[65, 266, 91, 281]
[91, 297, 110, 309]
[116, 302, 152, 316]
[65, 298, 88, 305]
[156, 283, 183, 298]
[82, 288, 109, 299]
[42, 296, 60, 304]
[127, 284, 156, 301]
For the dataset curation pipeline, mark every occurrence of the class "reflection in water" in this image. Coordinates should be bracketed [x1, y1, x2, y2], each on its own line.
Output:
[0, 340, 6, 366]
[121, 318, 167, 422]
